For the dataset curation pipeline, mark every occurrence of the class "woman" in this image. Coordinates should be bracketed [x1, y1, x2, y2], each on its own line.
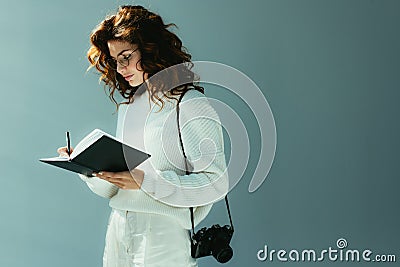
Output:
[58, 5, 228, 267]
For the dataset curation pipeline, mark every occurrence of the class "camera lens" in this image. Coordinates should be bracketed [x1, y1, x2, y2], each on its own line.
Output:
[214, 246, 233, 263]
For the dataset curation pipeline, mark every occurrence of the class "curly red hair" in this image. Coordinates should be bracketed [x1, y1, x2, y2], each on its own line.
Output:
[87, 5, 204, 110]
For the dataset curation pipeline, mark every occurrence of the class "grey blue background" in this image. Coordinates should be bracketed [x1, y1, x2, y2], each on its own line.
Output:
[0, 0, 399, 266]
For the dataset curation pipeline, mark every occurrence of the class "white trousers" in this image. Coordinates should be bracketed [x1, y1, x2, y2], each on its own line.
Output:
[103, 209, 198, 267]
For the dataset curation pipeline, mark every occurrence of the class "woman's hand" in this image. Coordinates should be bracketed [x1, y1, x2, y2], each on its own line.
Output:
[57, 146, 144, 189]
[57, 146, 74, 157]
[94, 169, 144, 190]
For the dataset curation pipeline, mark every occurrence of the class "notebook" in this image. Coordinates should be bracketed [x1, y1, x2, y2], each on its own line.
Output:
[40, 129, 151, 177]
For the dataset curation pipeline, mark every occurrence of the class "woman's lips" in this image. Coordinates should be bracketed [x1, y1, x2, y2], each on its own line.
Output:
[124, 74, 134, 81]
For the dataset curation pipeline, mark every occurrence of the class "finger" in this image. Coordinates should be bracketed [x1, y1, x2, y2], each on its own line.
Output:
[59, 152, 69, 157]
[98, 176, 131, 184]
[94, 172, 118, 181]
[96, 171, 113, 178]
[97, 171, 131, 179]
[57, 146, 74, 156]
[95, 174, 138, 188]
[57, 147, 67, 154]
[98, 176, 129, 189]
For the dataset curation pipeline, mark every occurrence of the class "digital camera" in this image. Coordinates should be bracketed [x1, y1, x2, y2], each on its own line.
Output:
[191, 224, 234, 263]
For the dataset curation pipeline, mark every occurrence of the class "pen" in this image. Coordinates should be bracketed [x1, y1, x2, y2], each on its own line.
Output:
[66, 131, 71, 157]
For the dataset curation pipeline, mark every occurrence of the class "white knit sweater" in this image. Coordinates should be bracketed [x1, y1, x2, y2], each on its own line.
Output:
[79, 88, 228, 229]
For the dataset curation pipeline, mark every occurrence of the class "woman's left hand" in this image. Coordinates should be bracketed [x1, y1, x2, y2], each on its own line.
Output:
[94, 169, 144, 190]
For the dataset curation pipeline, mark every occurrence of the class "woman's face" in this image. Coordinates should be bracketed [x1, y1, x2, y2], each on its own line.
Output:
[107, 40, 148, 87]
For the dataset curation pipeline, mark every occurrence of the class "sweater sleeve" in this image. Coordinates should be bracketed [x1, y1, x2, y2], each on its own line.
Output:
[141, 90, 229, 207]
[78, 174, 119, 199]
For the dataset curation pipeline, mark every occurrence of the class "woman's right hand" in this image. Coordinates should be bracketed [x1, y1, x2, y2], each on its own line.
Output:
[57, 146, 74, 157]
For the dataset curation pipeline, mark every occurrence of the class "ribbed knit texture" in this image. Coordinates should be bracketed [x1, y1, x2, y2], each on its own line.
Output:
[79, 88, 228, 229]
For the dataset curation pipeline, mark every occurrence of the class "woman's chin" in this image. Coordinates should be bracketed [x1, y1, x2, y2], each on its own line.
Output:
[129, 80, 143, 87]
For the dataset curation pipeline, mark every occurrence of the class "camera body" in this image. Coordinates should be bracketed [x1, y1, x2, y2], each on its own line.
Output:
[191, 224, 234, 263]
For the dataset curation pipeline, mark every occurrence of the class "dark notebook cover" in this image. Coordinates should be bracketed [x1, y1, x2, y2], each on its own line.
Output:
[40, 131, 151, 177]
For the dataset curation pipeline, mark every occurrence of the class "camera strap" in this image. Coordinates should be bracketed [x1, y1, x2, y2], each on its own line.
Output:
[176, 87, 234, 239]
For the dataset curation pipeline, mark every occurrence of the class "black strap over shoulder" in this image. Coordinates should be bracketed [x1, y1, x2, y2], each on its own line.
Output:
[175, 87, 234, 238]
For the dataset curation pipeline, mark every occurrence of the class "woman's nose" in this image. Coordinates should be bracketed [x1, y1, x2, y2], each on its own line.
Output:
[117, 63, 126, 74]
